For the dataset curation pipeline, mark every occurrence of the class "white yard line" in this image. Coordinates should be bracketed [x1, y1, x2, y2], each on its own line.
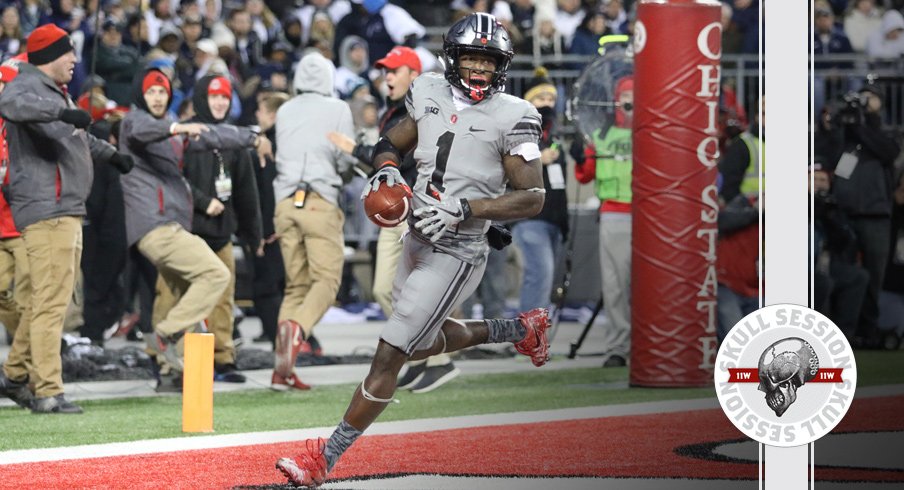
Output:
[1, 384, 900, 466]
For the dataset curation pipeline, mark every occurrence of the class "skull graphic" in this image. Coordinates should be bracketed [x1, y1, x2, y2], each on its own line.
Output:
[757, 338, 819, 417]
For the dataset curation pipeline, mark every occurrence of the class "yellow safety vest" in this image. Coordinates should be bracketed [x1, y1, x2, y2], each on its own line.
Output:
[739, 132, 764, 196]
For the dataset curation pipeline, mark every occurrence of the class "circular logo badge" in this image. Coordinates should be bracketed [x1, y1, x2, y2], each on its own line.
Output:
[633, 20, 647, 55]
[714, 304, 857, 447]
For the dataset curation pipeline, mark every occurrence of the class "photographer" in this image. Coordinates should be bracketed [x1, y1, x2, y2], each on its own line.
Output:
[816, 85, 900, 346]
[811, 163, 869, 340]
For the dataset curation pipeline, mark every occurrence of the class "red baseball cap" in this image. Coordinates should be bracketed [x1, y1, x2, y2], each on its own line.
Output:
[375, 46, 421, 73]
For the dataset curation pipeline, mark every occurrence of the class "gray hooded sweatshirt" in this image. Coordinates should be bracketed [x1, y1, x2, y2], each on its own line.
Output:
[273, 52, 356, 207]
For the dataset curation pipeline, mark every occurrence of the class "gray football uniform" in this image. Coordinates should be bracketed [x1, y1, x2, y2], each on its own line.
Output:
[380, 73, 541, 354]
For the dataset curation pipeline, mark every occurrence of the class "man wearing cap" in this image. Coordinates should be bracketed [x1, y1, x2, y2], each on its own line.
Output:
[327, 46, 460, 393]
[0, 24, 135, 413]
[155, 74, 263, 383]
[119, 67, 271, 390]
[95, 18, 141, 106]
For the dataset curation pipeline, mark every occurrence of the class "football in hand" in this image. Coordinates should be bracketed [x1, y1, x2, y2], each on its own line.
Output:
[364, 183, 412, 228]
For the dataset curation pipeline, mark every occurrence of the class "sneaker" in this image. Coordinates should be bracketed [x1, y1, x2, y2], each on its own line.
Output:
[397, 362, 427, 390]
[276, 438, 329, 488]
[0, 372, 34, 409]
[513, 308, 551, 367]
[214, 363, 247, 383]
[602, 354, 627, 368]
[409, 363, 461, 394]
[274, 320, 305, 377]
[155, 331, 185, 372]
[270, 371, 311, 391]
[31, 394, 83, 414]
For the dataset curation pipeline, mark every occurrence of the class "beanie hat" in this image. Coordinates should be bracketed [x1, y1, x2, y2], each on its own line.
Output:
[27, 24, 74, 66]
[142, 70, 172, 98]
[523, 67, 558, 103]
[207, 76, 232, 98]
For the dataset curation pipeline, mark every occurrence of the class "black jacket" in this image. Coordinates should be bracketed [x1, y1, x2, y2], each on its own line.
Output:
[515, 108, 568, 237]
[821, 113, 900, 217]
[183, 75, 263, 251]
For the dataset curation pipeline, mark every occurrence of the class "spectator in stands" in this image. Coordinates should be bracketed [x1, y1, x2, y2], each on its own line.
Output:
[256, 41, 293, 91]
[118, 67, 271, 389]
[731, 0, 760, 55]
[716, 193, 760, 344]
[270, 52, 356, 391]
[554, 0, 585, 49]
[509, 0, 536, 54]
[812, 163, 869, 341]
[0, 5, 23, 61]
[228, 7, 264, 69]
[144, 0, 175, 46]
[154, 23, 184, 62]
[534, 9, 565, 68]
[95, 19, 141, 106]
[844, 0, 883, 52]
[819, 85, 900, 347]
[280, 14, 304, 53]
[814, 5, 854, 65]
[295, 0, 351, 45]
[512, 67, 568, 317]
[574, 74, 634, 368]
[250, 91, 290, 347]
[602, 0, 627, 34]
[335, 35, 369, 99]
[569, 9, 609, 62]
[200, 0, 223, 32]
[721, 3, 743, 54]
[246, 0, 280, 44]
[865, 9, 904, 59]
[180, 12, 204, 56]
[334, 0, 425, 63]
[19, 0, 43, 36]
[163, 74, 263, 383]
[309, 10, 336, 48]
[123, 13, 151, 54]
[0, 25, 132, 413]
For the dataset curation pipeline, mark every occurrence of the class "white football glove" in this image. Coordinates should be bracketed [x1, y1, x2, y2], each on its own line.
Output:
[361, 165, 407, 199]
[412, 189, 472, 242]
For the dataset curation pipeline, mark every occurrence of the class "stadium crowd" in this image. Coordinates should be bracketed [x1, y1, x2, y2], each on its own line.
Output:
[0, 0, 900, 416]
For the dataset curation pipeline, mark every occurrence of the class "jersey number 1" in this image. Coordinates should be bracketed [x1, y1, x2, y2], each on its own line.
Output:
[431, 131, 454, 193]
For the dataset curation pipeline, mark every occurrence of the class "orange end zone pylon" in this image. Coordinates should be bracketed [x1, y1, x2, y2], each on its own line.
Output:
[182, 332, 215, 433]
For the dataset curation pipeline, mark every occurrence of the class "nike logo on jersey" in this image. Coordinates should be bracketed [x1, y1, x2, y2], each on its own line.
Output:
[469, 126, 485, 132]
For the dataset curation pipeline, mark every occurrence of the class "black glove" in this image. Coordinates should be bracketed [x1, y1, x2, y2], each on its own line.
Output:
[486, 224, 512, 250]
[58, 108, 92, 129]
[109, 152, 134, 174]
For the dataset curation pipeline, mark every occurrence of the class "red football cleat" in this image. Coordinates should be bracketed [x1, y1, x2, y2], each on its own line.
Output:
[270, 371, 312, 391]
[274, 320, 305, 377]
[513, 308, 551, 367]
[276, 438, 329, 488]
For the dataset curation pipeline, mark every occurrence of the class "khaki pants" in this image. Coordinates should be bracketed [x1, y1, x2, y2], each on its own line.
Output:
[20, 217, 82, 397]
[139, 223, 229, 338]
[275, 195, 344, 337]
[0, 236, 33, 382]
[155, 242, 236, 365]
[373, 222, 449, 367]
[599, 213, 632, 358]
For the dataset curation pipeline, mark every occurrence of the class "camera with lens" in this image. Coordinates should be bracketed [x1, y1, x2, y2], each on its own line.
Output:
[834, 91, 867, 126]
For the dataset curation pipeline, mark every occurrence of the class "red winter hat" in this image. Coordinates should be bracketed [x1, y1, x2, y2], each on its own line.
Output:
[27, 24, 74, 66]
[142, 70, 172, 98]
[207, 76, 232, 98]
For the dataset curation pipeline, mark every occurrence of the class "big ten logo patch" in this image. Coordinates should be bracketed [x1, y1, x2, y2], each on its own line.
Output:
[715, 304, 857, 447]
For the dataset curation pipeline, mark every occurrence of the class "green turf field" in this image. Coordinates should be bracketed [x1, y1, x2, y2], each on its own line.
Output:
[0, 350, 900, 451]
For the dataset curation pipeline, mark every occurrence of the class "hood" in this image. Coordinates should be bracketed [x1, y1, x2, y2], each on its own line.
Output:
[191, 74, 231, 124]
[338, 35, 369, 73]
[130, 68, 173, 116]
[293, 52, 335, 97]
[881, 10, 904, 35]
